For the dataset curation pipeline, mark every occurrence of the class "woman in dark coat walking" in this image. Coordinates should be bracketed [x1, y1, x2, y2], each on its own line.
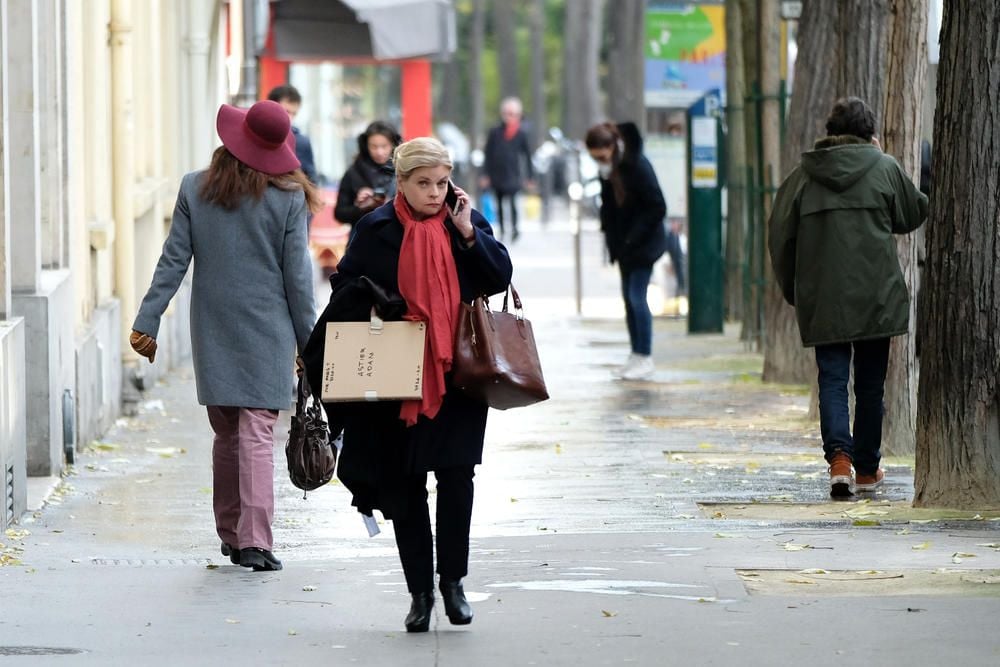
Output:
[130, 100, 321, 571]
[334, 121, 402, 225]
[312, 137, 512, 632]
[585, 122, 668, 381]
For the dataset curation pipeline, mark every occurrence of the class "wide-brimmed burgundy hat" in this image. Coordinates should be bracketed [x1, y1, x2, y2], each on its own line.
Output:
[216, 100, 300, 175]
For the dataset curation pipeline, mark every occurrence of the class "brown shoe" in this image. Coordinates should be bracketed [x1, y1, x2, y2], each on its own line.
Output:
[855, 468, 885, 492]
[828, 452, 854, 498]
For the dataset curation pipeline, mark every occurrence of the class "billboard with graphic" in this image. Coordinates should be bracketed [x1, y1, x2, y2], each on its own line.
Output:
[645, 2, 726, 109]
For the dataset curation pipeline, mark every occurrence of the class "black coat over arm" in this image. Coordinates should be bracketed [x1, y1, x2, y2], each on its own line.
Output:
[302, 201, 513, 519]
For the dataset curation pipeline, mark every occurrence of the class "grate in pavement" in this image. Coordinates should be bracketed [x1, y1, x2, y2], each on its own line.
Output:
[0, 647, 85, 656]
[90, 558, 212, 566]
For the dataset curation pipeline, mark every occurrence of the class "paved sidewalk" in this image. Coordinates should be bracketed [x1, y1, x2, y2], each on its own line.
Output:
[2, 216, 999, 665]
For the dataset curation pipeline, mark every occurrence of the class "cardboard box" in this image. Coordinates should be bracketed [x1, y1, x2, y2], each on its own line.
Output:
[321, 315, 426, 402]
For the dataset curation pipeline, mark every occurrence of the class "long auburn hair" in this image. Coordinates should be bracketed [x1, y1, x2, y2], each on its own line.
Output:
[199, 146, 322, 213]
[584, 122, 626, 207]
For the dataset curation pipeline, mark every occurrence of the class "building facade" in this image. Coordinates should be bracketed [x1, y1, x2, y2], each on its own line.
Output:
[0, 0, 230, 528]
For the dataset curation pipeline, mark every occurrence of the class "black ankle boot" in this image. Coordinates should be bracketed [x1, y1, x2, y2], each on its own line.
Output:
[404, 592, 434, 633]
[439, 579, 473, 625]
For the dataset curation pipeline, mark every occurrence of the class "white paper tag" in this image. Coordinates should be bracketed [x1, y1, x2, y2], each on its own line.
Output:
[362, 513, 380, 537]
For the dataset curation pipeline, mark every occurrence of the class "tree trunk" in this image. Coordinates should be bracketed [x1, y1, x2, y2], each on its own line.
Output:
[606, 0, 645, 129]
[739, 0, 761, 345]
[760, 0, 812, 384]
[880, 0, 927, 457]
[724, 0, 746, 323]
[562, 0, 603, 140]
[469, 0, 486, 149]
[493, 0, 520, 100]
[915, 0, 1000, 509]
[528, 0, 546, 149]
[561, 1, 582, 138]
[779, 0, 839, 415]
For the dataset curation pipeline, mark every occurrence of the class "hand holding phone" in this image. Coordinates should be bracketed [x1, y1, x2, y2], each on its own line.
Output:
[445, 180, 461, 215]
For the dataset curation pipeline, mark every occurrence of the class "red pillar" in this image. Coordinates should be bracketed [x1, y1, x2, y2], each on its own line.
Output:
[259, 57, 289, 99]
[400, 59, 433, 139]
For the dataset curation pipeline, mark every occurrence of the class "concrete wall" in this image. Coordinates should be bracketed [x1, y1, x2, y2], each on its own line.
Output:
[0, 318, 26, 530]
[12, 270, 74, 476]
[75, 299, 122, 449]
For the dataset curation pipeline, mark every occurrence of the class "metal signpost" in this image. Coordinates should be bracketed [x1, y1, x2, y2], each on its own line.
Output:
[686, 89, 724, 333]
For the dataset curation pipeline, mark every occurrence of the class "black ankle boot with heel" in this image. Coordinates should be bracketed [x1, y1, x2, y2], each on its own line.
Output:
[405, 592, 434, 633]
[439, 579, 473, 625]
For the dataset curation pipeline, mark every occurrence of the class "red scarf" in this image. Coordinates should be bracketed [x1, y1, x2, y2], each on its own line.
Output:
[394, 195, 461, 426]
[503, 119, 520, 141]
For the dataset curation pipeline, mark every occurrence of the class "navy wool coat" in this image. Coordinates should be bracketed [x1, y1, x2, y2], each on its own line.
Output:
[133, 171, 316, 410]
[305, 201, 512, 519]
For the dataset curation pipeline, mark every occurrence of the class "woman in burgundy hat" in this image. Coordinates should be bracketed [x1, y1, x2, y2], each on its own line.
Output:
[130, 100, 321, 571]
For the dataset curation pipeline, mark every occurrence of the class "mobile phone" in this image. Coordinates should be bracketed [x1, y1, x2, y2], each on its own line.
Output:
[445, 180, 463, 215]
[372, 186, 387, 201]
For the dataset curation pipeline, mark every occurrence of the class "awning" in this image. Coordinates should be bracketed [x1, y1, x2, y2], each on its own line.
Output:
[270, 0, 456, 61]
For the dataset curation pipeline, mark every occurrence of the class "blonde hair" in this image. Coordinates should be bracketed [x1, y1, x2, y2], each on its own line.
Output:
[393, 137, 453, 178]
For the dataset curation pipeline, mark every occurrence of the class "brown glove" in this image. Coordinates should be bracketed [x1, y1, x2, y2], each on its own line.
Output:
[130, 330, 157, 363]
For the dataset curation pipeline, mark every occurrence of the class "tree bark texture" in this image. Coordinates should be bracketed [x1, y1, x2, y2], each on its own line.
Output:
[835, 0, 890, 120]
[492, 0, 520, 100]
[880, 0, 928, 457]
[739, 0, 761, 346]
[469, 0, 486, 149]
[606, 0, 646, 130]
[724, 0, 746, 322]
[528, 0, 546, 149]
[915, 0, 1000, 509]
[760, 0, 812, 384]
[562, 0, 603, 140]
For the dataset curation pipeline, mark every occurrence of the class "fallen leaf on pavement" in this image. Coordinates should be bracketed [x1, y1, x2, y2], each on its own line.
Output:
[288, 629, 298, 636]
[785, 578, 815, 585]
[782, 543, 812, 551]
[911, 541, 932, 550]
[601, 610, 617, 617]
[976, 543, 1000, 551]
[302, 585, 317, 592]
[225, 619, 240, 624]
[798, 569, 828, 575]
[205, 564, 219, 570]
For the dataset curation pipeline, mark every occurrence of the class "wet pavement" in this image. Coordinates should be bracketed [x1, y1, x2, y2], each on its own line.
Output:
[2, 211, 1000, 665]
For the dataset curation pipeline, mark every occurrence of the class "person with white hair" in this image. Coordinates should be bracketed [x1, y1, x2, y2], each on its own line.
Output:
[481, 96, 534, 241]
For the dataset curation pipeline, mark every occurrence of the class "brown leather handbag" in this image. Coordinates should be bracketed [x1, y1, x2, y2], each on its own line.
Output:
[452, 285, 549, 410]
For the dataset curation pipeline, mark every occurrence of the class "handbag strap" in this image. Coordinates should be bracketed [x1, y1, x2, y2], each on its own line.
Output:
[500, 284, 523, 314]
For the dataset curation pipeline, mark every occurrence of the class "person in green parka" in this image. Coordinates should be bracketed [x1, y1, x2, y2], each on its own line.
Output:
[768, 97, 928, 499]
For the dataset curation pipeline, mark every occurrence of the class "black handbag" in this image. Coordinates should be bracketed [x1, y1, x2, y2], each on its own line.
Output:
[452, 285, 549, 410]
[285, 375, 337, 498]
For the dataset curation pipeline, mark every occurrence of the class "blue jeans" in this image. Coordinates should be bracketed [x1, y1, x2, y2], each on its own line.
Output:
[619, 265, 653, 355]
[814, 338, 890, 475]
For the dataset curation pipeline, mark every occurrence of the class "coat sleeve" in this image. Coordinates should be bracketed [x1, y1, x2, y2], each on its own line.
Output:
[623, 157, 668, 248]
[452, 210, 513, 297]
[334, 167, 367, 225]
[768, 168, 805, 306]
[296, 132, 319, 185]
[282, 192, 317, 352]
[889, 158, 929, 234]
[132, 178, 194, 338]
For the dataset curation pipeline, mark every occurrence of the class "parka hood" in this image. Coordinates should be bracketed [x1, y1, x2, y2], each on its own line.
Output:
[801, 135, 883, 193]
[616, 121, 644, 165]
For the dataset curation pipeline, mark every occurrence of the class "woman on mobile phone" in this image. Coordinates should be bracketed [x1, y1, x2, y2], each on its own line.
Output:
[312, 137, 512, 633]
[335, 120, 402, 225]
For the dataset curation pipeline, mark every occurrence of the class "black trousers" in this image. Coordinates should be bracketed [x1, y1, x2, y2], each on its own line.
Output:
[495, 191, 519, 237]
[392, 465, 475, 594]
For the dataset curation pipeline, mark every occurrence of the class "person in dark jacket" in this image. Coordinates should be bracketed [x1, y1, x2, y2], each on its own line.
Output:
[308, 137, 512, 633]
[334, 120, 402, 225]
[481, 97, 534, 241]
[768, 97, 928, 498]
[267, 85, 318, 186]
[585, 121, 668, 381]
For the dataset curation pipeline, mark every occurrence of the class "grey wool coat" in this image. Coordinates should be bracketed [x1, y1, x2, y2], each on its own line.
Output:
[133, 171, 316, 410]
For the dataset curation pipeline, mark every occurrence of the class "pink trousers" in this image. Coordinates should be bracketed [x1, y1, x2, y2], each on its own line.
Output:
[206, 406, 279, 551]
